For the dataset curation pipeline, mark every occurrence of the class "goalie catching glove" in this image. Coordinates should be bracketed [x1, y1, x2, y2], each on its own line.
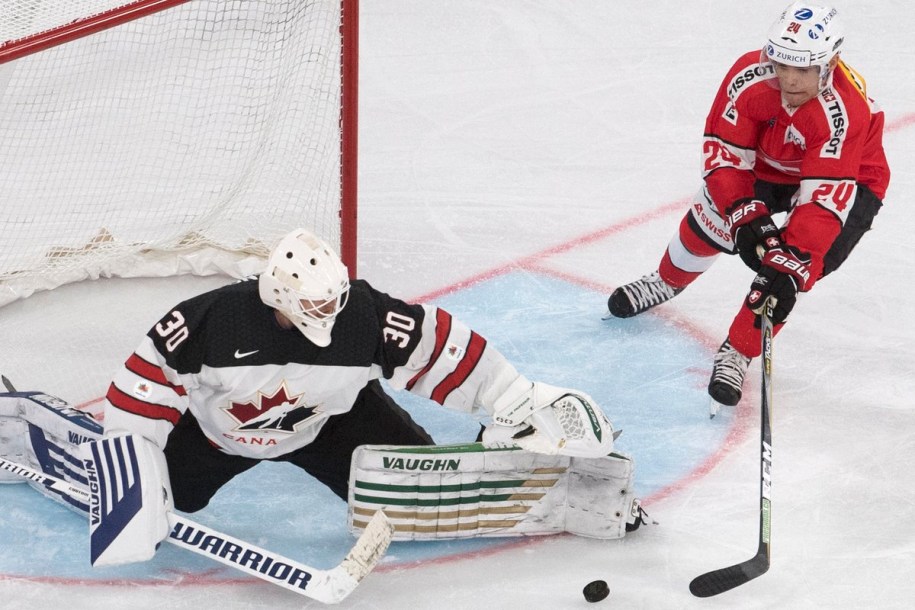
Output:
[482, 376, 616, 458]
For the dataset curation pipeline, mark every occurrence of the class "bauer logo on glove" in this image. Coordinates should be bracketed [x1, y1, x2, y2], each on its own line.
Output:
[767, 251, 811, 285]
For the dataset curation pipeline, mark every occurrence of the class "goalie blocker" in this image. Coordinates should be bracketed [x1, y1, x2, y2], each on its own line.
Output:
[0, 388, 173, 567]
[348, 443, 642, 540]
[0, 390, 101, 513]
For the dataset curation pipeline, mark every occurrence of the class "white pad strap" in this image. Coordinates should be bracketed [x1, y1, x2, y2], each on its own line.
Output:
[0, 392, 102, 513]
[348, 443, 637, 540]
[81, 433, 174, 566]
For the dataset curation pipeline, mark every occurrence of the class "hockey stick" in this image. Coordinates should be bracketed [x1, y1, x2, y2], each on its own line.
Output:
[0, 455, 394, 605]
[689, 299, 774, 597]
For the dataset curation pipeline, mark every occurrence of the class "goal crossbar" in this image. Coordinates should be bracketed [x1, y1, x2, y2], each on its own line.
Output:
[1, 0, 358, 308]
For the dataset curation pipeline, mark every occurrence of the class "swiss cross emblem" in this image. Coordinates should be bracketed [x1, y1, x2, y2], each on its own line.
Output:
[224, 382, 320, 433]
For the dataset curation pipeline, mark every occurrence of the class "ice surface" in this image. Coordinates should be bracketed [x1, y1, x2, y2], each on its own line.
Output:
[2, 1, 914, 608]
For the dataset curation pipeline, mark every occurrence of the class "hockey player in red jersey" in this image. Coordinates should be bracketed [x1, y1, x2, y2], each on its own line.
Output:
[605, 3, 889, 409]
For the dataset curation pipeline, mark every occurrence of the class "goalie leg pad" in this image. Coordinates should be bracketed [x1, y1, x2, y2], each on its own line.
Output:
[348, 443, 638, 540]
[82, 434, 174, 566]
[0, 392, 102, 513]
[566, 452, 637, 539]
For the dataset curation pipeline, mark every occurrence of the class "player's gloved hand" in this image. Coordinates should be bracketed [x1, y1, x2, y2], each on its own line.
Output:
[484, 378, 615, 458]
[727, 198, 782, 271]
[744, 246, 812, 324]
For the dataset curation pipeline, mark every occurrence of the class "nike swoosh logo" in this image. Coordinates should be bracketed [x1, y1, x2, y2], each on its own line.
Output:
[234, 349, 259, 359]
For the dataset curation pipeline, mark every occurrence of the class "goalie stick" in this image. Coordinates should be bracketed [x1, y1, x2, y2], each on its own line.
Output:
[689, 299, 774, 597]
[0, 454, 394, 605]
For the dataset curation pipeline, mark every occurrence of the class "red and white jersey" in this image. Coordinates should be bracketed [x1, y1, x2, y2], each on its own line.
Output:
[102, 278, 517, 459]
[701, 50, 890, 267]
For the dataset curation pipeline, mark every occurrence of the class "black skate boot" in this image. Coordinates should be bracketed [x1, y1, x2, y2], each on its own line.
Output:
[708, 339, 752, 407]
[606, 271, 683, 318]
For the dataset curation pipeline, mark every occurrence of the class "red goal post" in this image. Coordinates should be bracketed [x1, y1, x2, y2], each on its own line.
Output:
[0, 0, 358, 307]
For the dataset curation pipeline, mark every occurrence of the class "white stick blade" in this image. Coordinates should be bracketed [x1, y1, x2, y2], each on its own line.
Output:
[340, 510, 394, 581]
[317, 510, 395, 604]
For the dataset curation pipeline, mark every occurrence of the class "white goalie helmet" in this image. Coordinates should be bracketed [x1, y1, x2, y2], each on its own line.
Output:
[259, 228, 350, 347]
[763, 3, 845, 81]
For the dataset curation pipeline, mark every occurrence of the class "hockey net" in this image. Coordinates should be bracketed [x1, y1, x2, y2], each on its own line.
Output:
[0, 0, 358, 308]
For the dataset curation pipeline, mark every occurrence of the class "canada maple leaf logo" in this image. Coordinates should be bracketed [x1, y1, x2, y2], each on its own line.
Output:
[224, 383, 320, 433]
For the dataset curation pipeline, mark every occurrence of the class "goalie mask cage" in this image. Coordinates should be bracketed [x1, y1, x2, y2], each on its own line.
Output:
[0, 0, 359, 308]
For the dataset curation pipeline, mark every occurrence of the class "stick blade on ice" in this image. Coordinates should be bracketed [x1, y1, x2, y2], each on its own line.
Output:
[688, 553, 769, 597]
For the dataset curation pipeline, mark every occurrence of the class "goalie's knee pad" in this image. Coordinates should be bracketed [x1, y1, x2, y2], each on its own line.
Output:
[0, 391, 102, 513]
[348, 443, 640, 541]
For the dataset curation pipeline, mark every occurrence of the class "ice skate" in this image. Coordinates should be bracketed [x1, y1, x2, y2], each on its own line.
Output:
[708, 339, 751, 414]
[604, 271, 683, 319]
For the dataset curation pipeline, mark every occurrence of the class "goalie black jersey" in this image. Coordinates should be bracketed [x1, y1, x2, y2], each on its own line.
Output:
[103, 278, 517, 458]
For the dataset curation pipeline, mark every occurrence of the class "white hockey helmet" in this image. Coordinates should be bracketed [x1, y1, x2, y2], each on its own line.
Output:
[763, 3, 844, 82]
[259, 228, 350, 347]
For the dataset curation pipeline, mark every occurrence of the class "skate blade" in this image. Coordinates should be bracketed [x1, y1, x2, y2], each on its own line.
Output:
[708, 399, 724, 419]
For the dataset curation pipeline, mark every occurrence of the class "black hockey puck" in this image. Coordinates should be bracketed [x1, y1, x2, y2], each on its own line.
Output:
[583, 580, 609, 603]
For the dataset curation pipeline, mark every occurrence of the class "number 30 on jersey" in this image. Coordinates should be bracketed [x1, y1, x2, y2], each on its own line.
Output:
[155, 310, 189, 352]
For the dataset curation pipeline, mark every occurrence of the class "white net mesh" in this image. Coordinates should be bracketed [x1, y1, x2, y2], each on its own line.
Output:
[0, 0, 142, 44]
[0, 0, 350, 306]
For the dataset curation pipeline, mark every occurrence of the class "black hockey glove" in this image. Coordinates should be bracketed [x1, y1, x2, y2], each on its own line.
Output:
[745, 246, 812, 325]
[727, 198, 783, 272]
